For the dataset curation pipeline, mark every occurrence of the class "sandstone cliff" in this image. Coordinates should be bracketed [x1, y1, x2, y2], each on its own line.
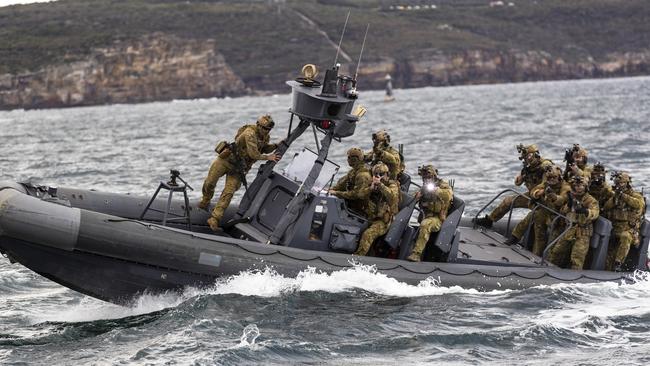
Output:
[0, 34, 246, 110]
[2, 35, 649, 111]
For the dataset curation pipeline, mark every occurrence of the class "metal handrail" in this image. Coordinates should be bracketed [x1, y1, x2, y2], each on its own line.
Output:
[473, 188, 574, 265]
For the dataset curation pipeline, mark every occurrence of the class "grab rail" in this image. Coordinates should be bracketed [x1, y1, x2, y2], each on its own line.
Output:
[473, 188, 574, 265]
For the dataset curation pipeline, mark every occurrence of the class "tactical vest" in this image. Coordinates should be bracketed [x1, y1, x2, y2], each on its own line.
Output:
[366, 181, 399, 223]
[608, 190, 644, 223]
[229, 124, 269, 170]
[522, 160, 548, 191]
[420, 181, 452, 221]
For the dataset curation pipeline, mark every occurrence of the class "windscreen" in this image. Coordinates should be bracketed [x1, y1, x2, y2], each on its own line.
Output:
[281, 148, 340, 194]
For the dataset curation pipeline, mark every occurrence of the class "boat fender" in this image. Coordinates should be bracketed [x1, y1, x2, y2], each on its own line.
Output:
[0, 189, 80, 251]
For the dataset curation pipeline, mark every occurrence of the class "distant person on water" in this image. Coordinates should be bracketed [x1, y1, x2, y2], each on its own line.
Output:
[354, 163, 400, 256]
[406, 165, 454, 262]
[547, 176, 599, 270]
[602, 171, 645, 271]
[365, 130, 401, 181]
[329, 147, 372, 215]
[199, 115, 281, 231]
[473, 144, 551, 244]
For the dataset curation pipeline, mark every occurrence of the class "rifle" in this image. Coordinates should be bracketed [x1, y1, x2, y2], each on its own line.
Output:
[228, 142, 248, 190]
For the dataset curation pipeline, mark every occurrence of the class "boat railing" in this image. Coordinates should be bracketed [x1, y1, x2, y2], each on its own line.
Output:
[473, 188, 574, 265]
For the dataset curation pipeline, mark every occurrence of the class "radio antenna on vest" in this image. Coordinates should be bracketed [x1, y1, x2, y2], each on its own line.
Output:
[354, 24, 370, 82]
[333, 11, 350, 67]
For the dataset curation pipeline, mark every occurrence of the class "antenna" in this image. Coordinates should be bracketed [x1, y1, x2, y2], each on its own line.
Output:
[354, 24, 370, 81]
[333, 11, 350, 67]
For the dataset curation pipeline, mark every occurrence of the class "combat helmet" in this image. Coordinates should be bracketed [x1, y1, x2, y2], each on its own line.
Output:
[372, 130, 391, 144]
[418, 164, 438, 178]
[612, 171, 632, 186]
[257, 114, 275, 130]
[544, 164, 563, 181]
[572, 144, 588, 164]
[592, 162, 606, 174]
[372, 162, 390, 177]
[347, 147, 364, 166]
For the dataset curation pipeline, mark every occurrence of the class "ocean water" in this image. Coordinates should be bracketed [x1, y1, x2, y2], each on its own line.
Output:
[1, 76, 650, 365]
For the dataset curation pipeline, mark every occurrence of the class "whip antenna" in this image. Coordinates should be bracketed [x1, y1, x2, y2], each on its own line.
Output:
[333, 11, 350, 67]
[354, 23, 370, 81]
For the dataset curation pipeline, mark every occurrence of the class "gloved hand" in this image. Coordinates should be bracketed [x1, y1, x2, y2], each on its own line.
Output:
[575, 206, 588, 215]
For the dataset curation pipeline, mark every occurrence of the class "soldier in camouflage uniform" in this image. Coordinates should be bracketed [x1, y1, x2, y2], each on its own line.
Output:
[354, 163, 400, 256]
[329, 147, 372, 215]
[602, 172, 645, 271]
[588, 162, 614, 211]
[406, 165, 454, 262]
[199, 115, 281, 231]
[547, 176, 600, 270]
[565, 144, 592, 181]
[529, 165, 571, 256]
[474, 145, 551, 238]
[365, 130, 402, 180]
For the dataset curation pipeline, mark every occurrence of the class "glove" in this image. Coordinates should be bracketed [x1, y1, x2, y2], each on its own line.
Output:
[575, 206, 588, 215]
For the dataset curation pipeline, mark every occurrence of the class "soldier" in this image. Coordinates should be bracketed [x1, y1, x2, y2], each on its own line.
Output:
[329, 147, 372, 215]
[474, 144, 551, 233]
[588, 162, 614, 211]
[354, 163, 400, 256]
[547, 176, 599, 270]
[198, 115, 281, 231]
[365, 130, 401, 180]
[602, 172, 645, 271]
[529, 165, 571, 256]
[406, 165, 454, 262]
[564, 144, 592, 181]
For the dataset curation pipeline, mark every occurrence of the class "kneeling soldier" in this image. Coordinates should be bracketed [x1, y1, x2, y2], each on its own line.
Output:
[354, 163, 400, 256]
[547, 176, 599, 269]
[407, 165, 454, 262]
[603, 172, 645, 271]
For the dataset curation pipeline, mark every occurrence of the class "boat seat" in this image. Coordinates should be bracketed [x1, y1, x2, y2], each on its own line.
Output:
[402, 196, 464, 262]
[583, 217, 612, 270]
[624, 219, 650, 271]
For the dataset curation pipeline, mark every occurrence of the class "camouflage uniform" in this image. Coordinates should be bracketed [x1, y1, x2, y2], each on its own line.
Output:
[529, 165, 570, 256]
[602, 172, 645, 270]
[407, 165, 453, 262]
[330, 148, 372, 215]
[476, 145, 551, 236]
[547, 177, 599, 270]
[565, 145, 592, 181]
[354, 163, 400, 256]
[365, 130, 402, 180]
[199, 115, 278, 231]
[588, 163, 614, 212]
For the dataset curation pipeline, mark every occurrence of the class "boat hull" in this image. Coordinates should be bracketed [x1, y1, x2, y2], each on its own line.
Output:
[0, 186, 634, 304]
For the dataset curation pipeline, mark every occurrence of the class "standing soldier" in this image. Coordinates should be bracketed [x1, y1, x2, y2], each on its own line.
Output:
[529, 165, 571, 256]
[547, 176, 599, 270]
[406, 165, 454, 262]
[602, 172, 645, 271]
[329, 147, 372, 215]
[474, 144, 551, 234]
[588, 162, 614, 210]
[198, 115, 281, 231]
[354, 163, 400, 256]
[564, 144, 592, 181]
[365, 130, 402, 180]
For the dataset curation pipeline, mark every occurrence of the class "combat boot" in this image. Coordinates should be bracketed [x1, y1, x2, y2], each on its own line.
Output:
[198, 200, 210, 211]
[614, 261, 623, 272]
[406, 253, 421, 262]
[207, 217, 220, 232]
[473, 215, 493, 229]
[504, 234, 520, 246]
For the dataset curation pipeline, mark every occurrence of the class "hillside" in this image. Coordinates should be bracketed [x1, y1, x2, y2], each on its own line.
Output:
[1, 0, 649, 109]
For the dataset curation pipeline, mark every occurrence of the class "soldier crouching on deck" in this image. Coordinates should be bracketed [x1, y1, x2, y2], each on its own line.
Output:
[198, 115, 281, 232]
[474, 144, 551, 236]
[329, 147, 372, 215]
[602, 171, 645, 272]
[406, 165, 453, 262]
[354, 163, 400, 256]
